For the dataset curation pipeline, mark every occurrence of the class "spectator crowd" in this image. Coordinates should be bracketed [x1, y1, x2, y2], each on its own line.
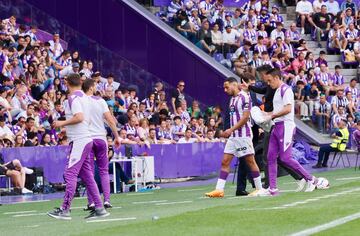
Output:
[0, 14, 226, 149]
[162, 0, 359, 136]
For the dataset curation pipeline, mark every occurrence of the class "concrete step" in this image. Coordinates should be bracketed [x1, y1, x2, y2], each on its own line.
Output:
[329, 68, 357, 76]
[327, 61, 343, 68]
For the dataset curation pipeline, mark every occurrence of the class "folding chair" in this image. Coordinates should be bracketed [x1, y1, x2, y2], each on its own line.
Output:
[330, 151, 351, 168]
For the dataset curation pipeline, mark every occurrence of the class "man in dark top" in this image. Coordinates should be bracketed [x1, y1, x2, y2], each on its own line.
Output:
[310, 5, 331, 48]
[173, 10, 196, 43]
[196, 20, 214, 54]
[242, 65, 303, 189]
[171, 81, 185, 112]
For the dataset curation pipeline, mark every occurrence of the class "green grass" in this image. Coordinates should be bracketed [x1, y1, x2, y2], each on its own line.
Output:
[1, 168, 360, 236]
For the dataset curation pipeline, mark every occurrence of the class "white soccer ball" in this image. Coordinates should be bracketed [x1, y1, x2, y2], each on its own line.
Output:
[316, 177, 330, 190]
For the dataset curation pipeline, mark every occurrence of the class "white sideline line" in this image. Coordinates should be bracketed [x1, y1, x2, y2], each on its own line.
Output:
[336, 177, 360, 181]
[4, 210, 37, 215]
[23, 225, 40, 228]
[10, 200, 50, 204]
[132, 200, 168, 204]
[280, 190, 297, 193]
[126, 192, 154, 196]
[74, 197, 87, 200]
[112, 206, 122, 209]
[178, 188, 207, 192]
[86, 217, 136, 223]
[13, 213, 47, 217]
[289, 212, 360, 236]
[70, 206, 84, 210]
[155, 200, 193, 206]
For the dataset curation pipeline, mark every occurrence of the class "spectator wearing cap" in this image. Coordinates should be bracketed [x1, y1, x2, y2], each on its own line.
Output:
[310, 5, 331, 48]
[269, 5, 283, 29]
[340, 0, 357, 19]
[343, 7, 355, 27]
[313, 119, 349, 168]
[328, 22, 347, 52]
[48, 33, 63, 58]
[315, 94, 331, 133]
[326, 0, 340, 17]
[222, 25, 241, 55]
[211, 23, 224, 54]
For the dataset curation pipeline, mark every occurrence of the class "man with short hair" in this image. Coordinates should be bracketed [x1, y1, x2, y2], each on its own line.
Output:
[205, 76, 266, 198]
[263, 69, 317, 195]
[315, 94, 331, 133]
[171, 81, 186, 113]
[82, 79, 121, 211]
[48, 74, 109, 220]
[178, 128, 203, 143]
[331, 89, 349, 114]
[311, 5, 331, 48]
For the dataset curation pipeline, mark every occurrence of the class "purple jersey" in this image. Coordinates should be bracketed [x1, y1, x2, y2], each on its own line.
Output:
[316, 72, 331, 86]
[243, 29, 257, 42]
[285, 30, 300, 41]
[229, 91, 252, 138]
[332, 73, 344, 86]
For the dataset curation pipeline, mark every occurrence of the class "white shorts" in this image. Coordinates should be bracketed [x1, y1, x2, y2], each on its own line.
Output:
[224, 137, 255, 158]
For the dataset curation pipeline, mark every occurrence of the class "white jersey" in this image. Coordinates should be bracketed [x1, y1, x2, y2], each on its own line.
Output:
[89, 95, 110, 139]
[273, 84, 295, 124]
[64, 90, 92, 142]
[229, 91, 252, 138]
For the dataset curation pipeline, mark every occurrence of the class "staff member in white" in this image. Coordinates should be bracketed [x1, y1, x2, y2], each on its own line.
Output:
[82, 79, 121, 210]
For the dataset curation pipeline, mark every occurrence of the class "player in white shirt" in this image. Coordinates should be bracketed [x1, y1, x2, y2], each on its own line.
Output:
[82, 79, 121, 210]
[205, 76, 265, 198]
[296, 0, 314, 34]
[263, 69, 318, 196]
[48, 74, 109, 220]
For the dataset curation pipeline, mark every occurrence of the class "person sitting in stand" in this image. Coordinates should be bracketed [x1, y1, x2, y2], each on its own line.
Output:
[313, 119, 349, 168]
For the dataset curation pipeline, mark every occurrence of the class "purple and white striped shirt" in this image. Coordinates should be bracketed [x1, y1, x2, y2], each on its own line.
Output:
[254, 44, 267, 54]
[345, 86, 359, 101]
[316, 72, 331, 86]
[229, 91, 252, 138]
[257, 30, 268, 39]
[243, 29, 257, 42]
[332, 73, 344, 86]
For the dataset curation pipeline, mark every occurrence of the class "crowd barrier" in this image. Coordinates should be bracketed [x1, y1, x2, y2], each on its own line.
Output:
[0, 143, 228, 183]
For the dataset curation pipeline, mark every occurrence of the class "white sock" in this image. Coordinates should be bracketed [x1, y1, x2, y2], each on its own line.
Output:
[253, 176, 263, 190]
[215, 179, 226, 190]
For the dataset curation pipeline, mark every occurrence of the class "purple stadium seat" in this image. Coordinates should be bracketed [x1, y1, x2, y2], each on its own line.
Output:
[214, 53, 225, 62]
[226, 53, 233, 60]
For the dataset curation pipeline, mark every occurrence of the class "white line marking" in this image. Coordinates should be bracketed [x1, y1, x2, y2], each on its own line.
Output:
[198, 196, 208, 199]
[70, 206, 84, 210]
[126, 192, 154, 196]
[336, 177, 360, 181]
[178, 188, 207, 192]
[280, 190, 297, 193]
[289, 212, 360, 236]
[4, 210, 37, 215]
[74, 197, 87, 200]
[111, 206, 122, 209]
[23, 225, 40, 228]
[10, 200, 50, 204]
[13, 213, 47, 217]
[86, 217, 137, 223]
[132, 200, 168, 204]
[155, 201, 193, 206]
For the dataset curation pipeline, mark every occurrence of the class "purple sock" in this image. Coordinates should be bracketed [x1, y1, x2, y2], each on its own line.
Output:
[219, 170, 229, 180]
[250, 171, 260, 178]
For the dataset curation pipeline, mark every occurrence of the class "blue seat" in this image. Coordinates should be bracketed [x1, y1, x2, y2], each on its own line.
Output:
[213, 53, 224, 62]
[226, 53, 233, 60]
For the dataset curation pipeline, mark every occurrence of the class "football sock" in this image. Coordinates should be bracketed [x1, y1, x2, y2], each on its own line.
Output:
[215, 170, 229, 190]
[251, 171, 263, 190]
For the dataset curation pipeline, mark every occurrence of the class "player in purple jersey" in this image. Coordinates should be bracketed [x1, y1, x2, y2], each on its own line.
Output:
[47, 74, 109, 220]
[263, 69, 318, 196]
[82, 79, 121, 211]
[205, 77, 265, 198]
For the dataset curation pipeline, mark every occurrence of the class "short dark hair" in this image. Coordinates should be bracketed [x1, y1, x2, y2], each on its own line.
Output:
[256, 64, 273, 73]
[225, 77, 238, 83]
[266, 68, 281, 78]
[174, 116, 181, 121]
[185, 128, 192, 132]
[239, 72, 254, 83]
[149, 128, 156, 133]
[296, 81, 305, 86]
[82, 78, 95, 93]
[26, 117, 35, 123]
[66, 73, 82, 87]
[350, 78, 357, 83]
[27, 132, 37, 140]
[335, 65, 341, 70]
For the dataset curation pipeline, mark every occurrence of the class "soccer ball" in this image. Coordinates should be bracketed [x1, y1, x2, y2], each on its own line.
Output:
[316, 177, 330, 189]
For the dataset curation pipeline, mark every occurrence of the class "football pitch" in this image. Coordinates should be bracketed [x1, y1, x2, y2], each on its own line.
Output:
[1, 168, 360, 236]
